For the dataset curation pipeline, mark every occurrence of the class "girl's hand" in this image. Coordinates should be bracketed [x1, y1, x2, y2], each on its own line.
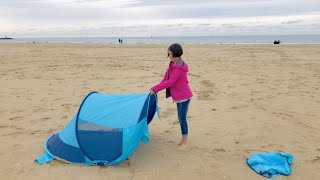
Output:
[150, 89, 155, 94]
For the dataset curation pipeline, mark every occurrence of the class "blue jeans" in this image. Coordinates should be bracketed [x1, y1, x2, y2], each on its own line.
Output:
[176, 99, 191, 136]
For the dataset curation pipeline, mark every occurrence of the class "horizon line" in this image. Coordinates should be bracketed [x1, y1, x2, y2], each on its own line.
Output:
[5, 34, 320, 39]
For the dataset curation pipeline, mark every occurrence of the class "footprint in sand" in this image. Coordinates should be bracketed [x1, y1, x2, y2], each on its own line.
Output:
[0, 125, 9, 129]
[272, 112, 294, 120]
[197, 80, 215, 100]
[119, 158, 131, 167]
[161, 107, 176, 119]
[161, 130, 171, 134]
[197, 90, 214, 100]
[30, 130, 42, 135]
[212, 148, 226, 153]
[189, 73, 201, 78]
[32, 107, 44, 113]
[9, 116, 23, 121]
[230, 104, 249, 110]
[43, 117, 51, 121]
[308, 156, 320, 163]
[201, 80, 215, 88]
[13, 143, 23, 150]
[251, 100, 266, 111]
[267, 143, 285, 149]
[172, 120, 179, 125]
[61, 103, 72, 112]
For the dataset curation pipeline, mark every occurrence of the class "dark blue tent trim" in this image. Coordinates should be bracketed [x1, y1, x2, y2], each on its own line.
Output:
[147, 94, 157, 124]
[138, 94, 157, 124]
[47, 134, 86, 163]
[75, 91, 98, 163]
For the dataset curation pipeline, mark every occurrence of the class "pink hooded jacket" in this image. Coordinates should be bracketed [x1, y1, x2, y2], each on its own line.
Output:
[152, 59, 193, 101]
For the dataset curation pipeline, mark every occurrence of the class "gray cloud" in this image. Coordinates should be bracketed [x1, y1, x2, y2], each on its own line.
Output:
[282, 20, 304, 24]
[0, 0, 319, 37]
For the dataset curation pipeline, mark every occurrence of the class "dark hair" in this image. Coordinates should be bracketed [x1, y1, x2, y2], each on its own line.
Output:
[168, 43, 183, 58]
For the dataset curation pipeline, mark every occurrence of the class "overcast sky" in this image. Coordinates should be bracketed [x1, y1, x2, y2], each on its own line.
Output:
[1, 0, 320, 37]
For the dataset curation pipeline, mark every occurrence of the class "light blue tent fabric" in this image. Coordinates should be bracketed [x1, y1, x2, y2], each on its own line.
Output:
[35, 92, 159, 166]
[246, 152, 294, 178]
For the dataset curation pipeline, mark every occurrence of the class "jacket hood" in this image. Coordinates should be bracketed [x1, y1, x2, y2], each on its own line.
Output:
[169, 59, 188, 72]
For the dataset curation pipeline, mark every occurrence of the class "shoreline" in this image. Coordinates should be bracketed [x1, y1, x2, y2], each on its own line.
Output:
[2, 42, 320, 45]
[1, 34, 320, 45]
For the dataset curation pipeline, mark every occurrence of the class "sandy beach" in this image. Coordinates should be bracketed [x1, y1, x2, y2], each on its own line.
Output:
[1, 43, 320, 179]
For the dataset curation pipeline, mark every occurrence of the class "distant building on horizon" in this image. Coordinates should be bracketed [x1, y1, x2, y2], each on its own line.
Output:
[0, 36, 13, 40]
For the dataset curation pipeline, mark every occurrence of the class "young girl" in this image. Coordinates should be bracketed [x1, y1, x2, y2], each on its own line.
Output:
[150, 43, 193, 151]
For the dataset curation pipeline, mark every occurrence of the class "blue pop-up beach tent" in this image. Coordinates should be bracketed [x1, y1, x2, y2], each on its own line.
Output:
[35, 92, 159, 166]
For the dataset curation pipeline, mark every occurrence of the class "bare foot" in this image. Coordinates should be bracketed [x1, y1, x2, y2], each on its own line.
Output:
[178, 136, 188, 145]
[176, 143, 189, 151]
